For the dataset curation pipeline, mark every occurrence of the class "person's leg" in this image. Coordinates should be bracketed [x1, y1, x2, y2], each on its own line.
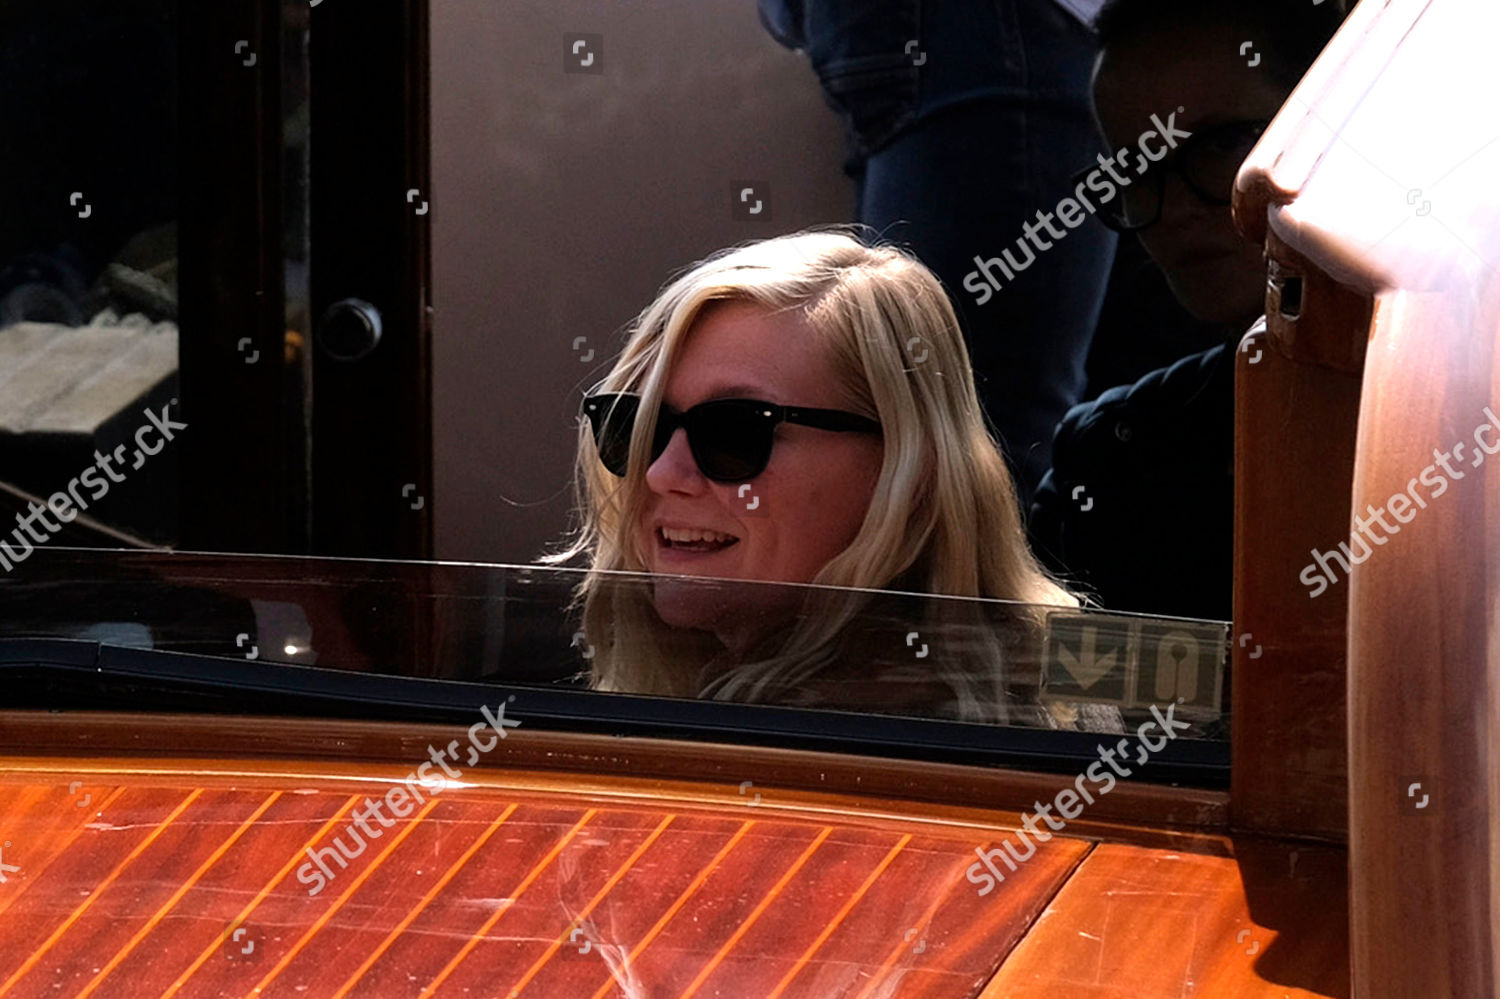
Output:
[857, 0, 1117, 506]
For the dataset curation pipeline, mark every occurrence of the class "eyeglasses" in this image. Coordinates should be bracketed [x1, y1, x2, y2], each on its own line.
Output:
[582, 391, 881, 483]
[1073, 120, 1270, 232]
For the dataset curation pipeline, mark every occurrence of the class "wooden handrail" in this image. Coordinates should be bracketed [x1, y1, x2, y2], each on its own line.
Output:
[1235, 0, 1500, 992]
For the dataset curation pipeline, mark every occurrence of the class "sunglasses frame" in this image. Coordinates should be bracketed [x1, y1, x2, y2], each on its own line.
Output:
[1073, 119, 1271, 233]
[582, 391, 881, 483]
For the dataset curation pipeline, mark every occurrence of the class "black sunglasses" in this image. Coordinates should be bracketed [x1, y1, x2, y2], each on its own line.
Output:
[582, 392, 881, 483]
[1073, 120, 1270, 232]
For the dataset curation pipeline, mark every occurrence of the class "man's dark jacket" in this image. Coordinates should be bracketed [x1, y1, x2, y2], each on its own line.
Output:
[1029, 340, 1236, 621]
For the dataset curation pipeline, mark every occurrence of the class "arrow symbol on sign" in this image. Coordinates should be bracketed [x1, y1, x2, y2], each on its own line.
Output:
[1056, 626, 1117, 690]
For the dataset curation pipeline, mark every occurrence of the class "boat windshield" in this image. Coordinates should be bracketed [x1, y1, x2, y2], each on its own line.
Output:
[1, 548, 1229, 749]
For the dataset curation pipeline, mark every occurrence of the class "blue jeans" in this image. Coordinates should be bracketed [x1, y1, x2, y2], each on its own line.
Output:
[761, 0, 1117, 506]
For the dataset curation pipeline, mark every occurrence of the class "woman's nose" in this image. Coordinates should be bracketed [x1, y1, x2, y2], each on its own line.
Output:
[644, 426, 706, 493]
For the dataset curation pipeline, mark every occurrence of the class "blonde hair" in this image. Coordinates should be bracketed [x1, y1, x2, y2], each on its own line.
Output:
[546, 229, 1077, 721]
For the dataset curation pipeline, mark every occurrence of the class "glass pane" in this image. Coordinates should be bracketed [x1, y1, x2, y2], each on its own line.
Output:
[0, 548, 1228, 740]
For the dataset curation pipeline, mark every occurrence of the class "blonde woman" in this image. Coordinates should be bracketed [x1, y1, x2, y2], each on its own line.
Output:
[548, 230, 1086, 725]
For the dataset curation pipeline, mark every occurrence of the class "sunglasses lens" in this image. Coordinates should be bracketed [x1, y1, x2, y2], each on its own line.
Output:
[691, 402, 775, 481]
[584, 395, 778, 481]
[585, 394, 637, 476]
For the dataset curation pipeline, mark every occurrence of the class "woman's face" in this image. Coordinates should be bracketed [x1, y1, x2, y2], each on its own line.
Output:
[636, 300, 884, 637]
[1094, 19, 1289, 326]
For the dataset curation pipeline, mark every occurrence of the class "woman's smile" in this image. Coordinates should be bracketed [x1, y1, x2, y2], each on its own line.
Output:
[655, 523, 741, 560]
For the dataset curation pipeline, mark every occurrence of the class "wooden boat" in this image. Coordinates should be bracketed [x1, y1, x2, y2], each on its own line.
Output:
[0, 0, 1493, 995]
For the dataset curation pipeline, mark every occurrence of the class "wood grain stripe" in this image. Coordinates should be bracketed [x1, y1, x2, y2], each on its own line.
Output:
[585, 820, 755, 999]
[508, 814, 677, 997]
[0, 786, 127, 923]
[416, 808, 598, 998]
[160, 794, 362, 999]
[75, 792, 282, 999]
[849, 852, 977, 999]
[766, 833, 913, 999]
[244, 797, 441, 996]
[676, 825, 834, 999]
[0, 789, 202, 997]
[327, 802, 519, 998]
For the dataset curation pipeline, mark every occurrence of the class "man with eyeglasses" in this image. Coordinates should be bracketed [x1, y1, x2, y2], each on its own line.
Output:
[1029, 0, 1347, 621]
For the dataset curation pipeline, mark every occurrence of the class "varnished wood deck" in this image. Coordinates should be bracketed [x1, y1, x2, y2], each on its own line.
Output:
[0, 715, 1348, 998]
[0, 770, 1088, 998]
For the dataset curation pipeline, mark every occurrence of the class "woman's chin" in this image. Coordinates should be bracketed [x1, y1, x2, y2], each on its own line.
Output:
[650, 575, 734, 633]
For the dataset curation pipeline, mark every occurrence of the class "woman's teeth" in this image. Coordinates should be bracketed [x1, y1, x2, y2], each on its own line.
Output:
[659, 527, 738, 549]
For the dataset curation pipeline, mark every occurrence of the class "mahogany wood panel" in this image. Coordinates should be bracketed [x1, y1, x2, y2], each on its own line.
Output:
[1229, 231, 1367, 842]
[1345, 291, 1499, 996]
[980, 840, 1349, 998]
[1343, 188, 1500, 992]
[0, 710, 1229, 842]
[0, 709, 1349, 997]
[0, 761, 1088, 999]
